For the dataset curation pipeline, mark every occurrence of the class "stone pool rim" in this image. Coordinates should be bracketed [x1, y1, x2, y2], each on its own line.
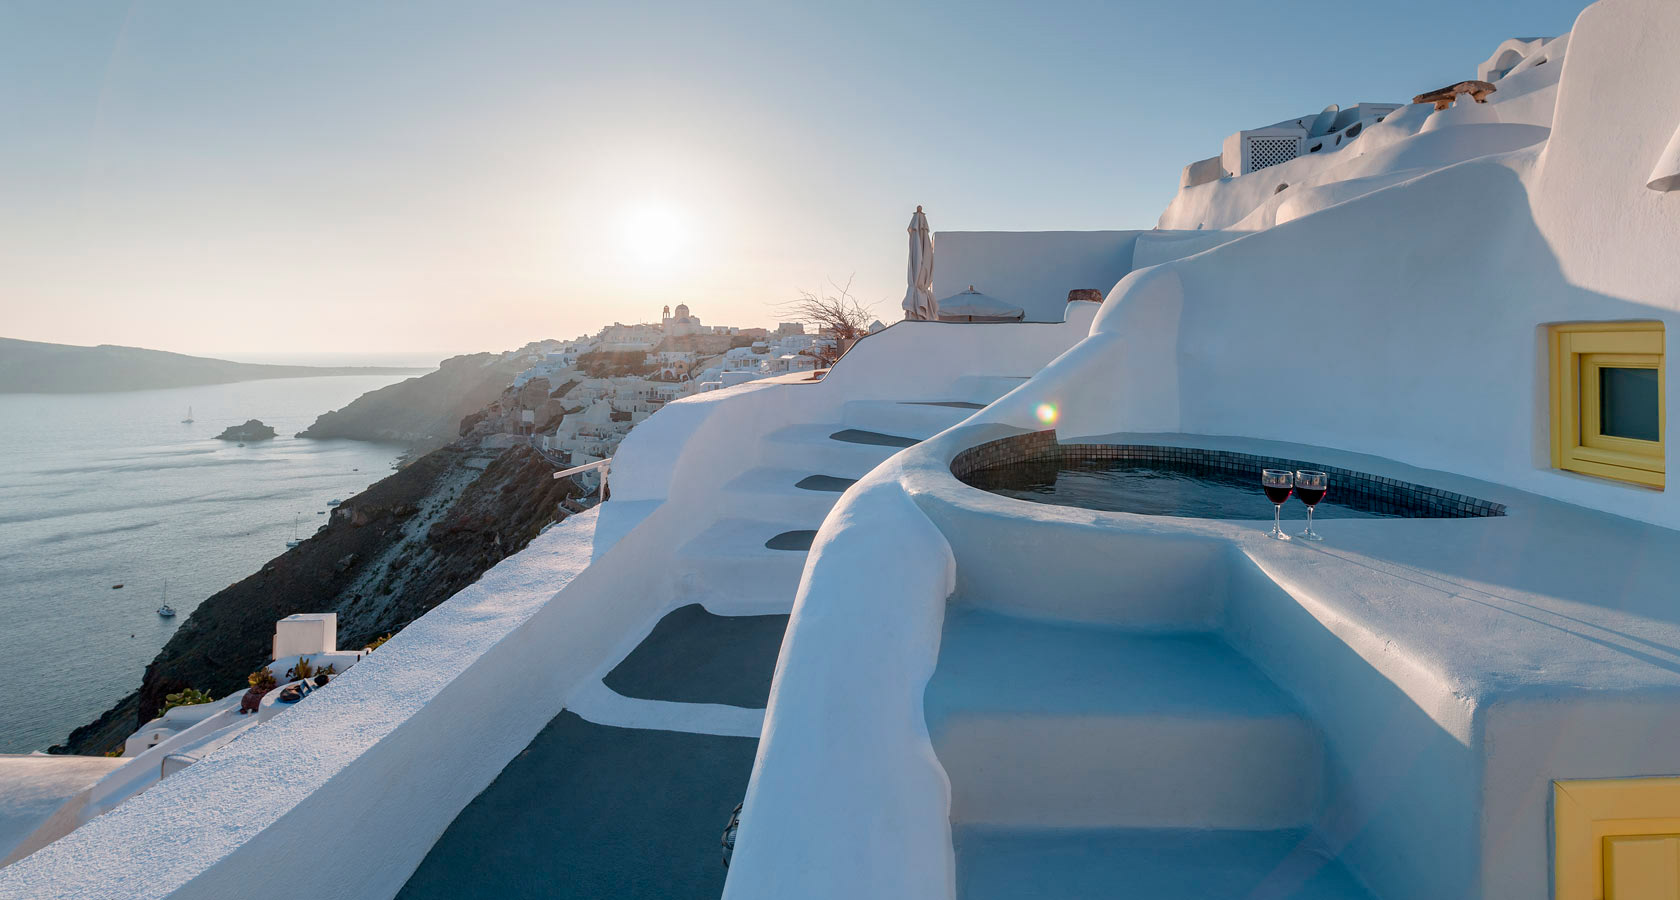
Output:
[949, 431, 1507, 520]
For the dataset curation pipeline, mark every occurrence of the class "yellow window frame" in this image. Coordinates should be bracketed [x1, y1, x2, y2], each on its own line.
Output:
[1550, 321, 1665, 489]
[1556, 777, 1680, 900]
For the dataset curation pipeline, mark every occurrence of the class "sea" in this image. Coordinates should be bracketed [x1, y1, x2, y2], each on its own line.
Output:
[0, 373, 424, 753]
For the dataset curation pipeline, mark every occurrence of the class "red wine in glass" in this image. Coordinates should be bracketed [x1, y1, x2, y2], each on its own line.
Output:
[1295, 470, 1328, 541]
[1261, 469, 1294, 540]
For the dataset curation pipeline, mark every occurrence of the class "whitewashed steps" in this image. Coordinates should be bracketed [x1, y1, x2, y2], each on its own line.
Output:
[760, 424, 917, 478]
[926, 610, 1323, 829]
[947, 374, 1031, 406]
[717, 467, 854, 521]
[839, 399, 979, 440]
[673, 517, 815, 615]
[953, 826, 1374, 900]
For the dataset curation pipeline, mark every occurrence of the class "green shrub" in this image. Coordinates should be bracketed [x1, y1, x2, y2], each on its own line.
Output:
[318, 663, 337, 676]
[291, 657, 315, 680]
[248, 668, 278, 691]
[157, 688, 214, 718]
[365, 633, 394, 652]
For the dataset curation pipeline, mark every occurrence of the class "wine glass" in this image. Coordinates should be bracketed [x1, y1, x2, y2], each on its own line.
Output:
[1295, 470, 1328, 542]
[1261, 469, 1294, 540]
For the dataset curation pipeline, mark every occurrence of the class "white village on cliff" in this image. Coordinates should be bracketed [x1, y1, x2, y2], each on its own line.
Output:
[6, 2, 1680, 899]
[474, 304, 865, 474]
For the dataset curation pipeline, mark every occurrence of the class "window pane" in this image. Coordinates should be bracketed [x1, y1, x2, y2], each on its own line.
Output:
[1600, 366, 1661, 442]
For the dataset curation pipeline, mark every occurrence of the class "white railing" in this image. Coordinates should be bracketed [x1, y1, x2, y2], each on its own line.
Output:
[553, 457, 611, 502]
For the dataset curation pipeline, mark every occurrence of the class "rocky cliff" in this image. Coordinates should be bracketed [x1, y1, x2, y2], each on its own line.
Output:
[296, 352, 529, 452]
[55, 439, 582, 756]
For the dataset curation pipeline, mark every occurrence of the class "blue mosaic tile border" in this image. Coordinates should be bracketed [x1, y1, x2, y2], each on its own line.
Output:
[951, 431, 1506, 519]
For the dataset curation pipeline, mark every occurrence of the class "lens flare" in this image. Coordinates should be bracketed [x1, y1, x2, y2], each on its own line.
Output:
[1035, 402, 1058, 425]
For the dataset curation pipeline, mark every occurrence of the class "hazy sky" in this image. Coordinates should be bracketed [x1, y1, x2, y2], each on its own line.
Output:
[2, 0, 1586, 359]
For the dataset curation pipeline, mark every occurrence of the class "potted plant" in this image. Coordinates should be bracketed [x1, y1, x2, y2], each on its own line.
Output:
[156, 687, 214, 718]
[241, 667, 278, 714]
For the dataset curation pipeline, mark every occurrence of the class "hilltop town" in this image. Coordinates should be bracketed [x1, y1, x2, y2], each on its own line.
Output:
[463, 303, 885, 473]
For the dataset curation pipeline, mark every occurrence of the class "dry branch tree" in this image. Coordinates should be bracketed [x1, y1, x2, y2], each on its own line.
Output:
[774, 275, 880, 367]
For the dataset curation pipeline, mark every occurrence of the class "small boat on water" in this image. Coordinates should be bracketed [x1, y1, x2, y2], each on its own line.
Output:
[327, 499, 343, 507]
[112, 584, 123, 590]
[181, 406, 194, 424]
[156, 580, 176, 618]
[286, 514, 302, 548]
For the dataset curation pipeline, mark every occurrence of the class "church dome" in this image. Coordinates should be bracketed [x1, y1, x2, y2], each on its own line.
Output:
[674, 303, 691, 319]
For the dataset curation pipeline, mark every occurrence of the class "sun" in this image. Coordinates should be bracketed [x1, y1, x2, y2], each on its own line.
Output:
[618, 204, 690, 269]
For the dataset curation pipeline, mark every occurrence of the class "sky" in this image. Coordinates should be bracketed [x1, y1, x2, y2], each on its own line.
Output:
[1, 0, 1588, 361]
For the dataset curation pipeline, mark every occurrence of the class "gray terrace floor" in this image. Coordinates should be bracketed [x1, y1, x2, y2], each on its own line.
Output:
[794, 474, 857, 492]
[829, 428, 920, 448]
[603, 604, 789, 709]
[397, 713, 755, 900]
[763, 530, 817, 551]
[398, 604, 790, 900]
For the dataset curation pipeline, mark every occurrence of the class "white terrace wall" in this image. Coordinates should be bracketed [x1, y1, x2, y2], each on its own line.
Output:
[979, 0, 1680, 531]
[930, 231, 1144, 322]
[0, 510, 612, 900]
[2, 484, 756, 900]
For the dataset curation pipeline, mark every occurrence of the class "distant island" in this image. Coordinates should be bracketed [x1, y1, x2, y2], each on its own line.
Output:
[215, 419, 277, 441]
[0, 337, 430, 394]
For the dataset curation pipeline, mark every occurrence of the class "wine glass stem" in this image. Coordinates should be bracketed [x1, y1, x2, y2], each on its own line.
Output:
[1306, 506, 1315, 534]
[1274, 504, 1282, 534]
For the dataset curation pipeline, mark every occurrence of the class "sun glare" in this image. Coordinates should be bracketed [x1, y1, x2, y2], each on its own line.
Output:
[619, 204, 690, 269]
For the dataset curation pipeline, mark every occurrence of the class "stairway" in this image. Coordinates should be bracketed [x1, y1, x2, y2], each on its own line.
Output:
[925, 600, 1373, 899]
[677, 395, 995, 616]
[400, 603, 773, 900]
[403, 391, 1019, 899]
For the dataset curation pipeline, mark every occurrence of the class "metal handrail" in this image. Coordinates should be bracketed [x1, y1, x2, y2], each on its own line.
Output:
[553, 457, 611, 502]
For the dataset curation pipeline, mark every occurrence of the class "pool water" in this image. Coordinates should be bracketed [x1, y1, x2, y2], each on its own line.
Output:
[961, 458, 1406, 520]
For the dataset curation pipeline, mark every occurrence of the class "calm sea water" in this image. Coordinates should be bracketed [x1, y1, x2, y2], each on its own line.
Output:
[0, 375, 418, 752]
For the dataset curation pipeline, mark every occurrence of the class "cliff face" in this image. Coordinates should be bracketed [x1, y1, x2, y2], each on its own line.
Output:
[297, 352, 528, 452]
[55, 440, 581, 756]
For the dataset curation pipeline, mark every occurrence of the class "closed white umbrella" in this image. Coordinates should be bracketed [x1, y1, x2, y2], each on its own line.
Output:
[935, 286, 1024, 322]
[1648, 122, 1680, 191]
[901, 206, 935, 320]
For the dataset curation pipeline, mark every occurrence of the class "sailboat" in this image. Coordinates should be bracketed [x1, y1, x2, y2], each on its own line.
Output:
[156, 580, 176, 618]
[181, 406, 194, 424]
[286, 514, 302, 548]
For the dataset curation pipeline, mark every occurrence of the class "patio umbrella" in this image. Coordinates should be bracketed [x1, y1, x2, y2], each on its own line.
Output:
[1648, 122, 1680, 192]
[935, 286, 1024, 322]
[901, 206, 935, 320]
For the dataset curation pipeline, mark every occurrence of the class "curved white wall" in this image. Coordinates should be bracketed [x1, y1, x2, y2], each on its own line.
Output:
[722, 470, 957, 900]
